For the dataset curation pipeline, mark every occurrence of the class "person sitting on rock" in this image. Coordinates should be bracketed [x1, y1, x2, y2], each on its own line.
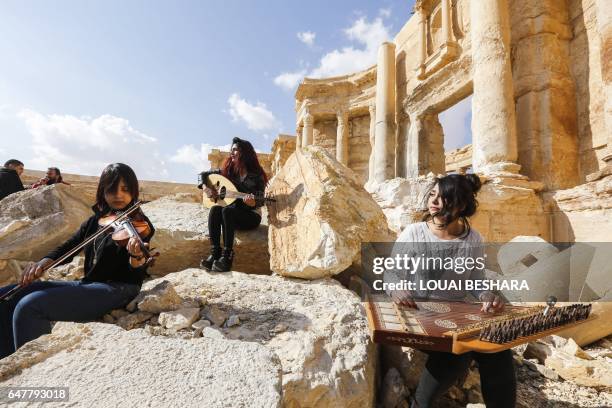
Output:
[31, 167, 71, 188]
[0, 159, 25, 201]
[0, 163, 154, 359]
[385, 173, 516, 408]
[197, 137, 267, 272]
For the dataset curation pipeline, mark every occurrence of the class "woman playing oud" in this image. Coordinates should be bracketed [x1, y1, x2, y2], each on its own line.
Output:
[0, 163, 154, 358]
[385, 173, 516, 408]
[197, 137, 267, 272]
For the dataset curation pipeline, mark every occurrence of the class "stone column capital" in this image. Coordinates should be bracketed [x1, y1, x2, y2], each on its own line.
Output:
[336, 110, 349, 123]
[303, 112, 314, 125]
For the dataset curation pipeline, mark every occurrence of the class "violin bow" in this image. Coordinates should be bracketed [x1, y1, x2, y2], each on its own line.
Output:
[0, 201, 144, 302]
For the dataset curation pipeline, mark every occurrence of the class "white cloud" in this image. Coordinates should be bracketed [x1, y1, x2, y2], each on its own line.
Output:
[227, 93, 280, 132]
[309, 15, 392, 78]
[297, 31, 316, 46]
[169, 143, 232, 172]
[273, 70, 307, 91]
[273, 14, 392, 89]
[439, 95, 473, 151]
[379, 8, 392, 18]
[17, 109, 169, 180]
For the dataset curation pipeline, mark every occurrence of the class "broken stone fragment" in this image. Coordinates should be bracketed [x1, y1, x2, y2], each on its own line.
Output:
[116, 311, 153, 330]
[204, 305, 228, 327]
[158, 307, 200, 332]
[127, 280, 183, 314]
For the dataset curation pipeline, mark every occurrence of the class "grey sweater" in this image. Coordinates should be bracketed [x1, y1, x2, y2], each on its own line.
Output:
[383, 222, 488, 301]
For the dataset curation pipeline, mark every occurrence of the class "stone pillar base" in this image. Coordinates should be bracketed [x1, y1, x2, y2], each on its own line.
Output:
[476, 162, 522, 178]
[478, 162, 545, 191]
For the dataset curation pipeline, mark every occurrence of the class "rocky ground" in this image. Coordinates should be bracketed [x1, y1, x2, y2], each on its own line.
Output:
[0, 269, 375, 408]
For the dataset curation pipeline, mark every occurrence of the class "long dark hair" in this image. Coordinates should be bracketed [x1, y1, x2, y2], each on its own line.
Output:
[94, 163, 139, 213]
[221, 137, 268, 183]
[423, 173, 482, 228]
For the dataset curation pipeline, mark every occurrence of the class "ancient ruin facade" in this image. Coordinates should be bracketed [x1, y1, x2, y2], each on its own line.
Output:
[283, 0, 611, 242]
[270, 134, 296, 176]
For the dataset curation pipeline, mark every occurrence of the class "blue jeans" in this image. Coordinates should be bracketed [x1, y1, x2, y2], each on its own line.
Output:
[0, 280, 140, 358]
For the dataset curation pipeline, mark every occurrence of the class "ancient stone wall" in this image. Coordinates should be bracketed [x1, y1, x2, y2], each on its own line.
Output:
[313, 118, 337, 157]
[568, 0, 607, 179]
[270, 134, 296, 176]
[349, 115, 371, 184]
[510, 0, 580, 189]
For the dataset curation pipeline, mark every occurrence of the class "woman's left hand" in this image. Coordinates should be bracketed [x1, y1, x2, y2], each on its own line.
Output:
[243, 194, 256, 207]
[127, 237, 147, 258]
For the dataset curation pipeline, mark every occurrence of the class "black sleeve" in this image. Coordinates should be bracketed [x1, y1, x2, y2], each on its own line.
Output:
[44, 216, 95, 265]
[252, 173, 267, 208]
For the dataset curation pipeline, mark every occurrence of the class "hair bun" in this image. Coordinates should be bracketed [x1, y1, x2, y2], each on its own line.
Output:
[465, 174, 482, 194]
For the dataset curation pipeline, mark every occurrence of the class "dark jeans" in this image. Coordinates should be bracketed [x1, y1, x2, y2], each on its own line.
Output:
[0, 280, 140, 358]
[208, 202, 262, 250]
[413, 349, 516, 408]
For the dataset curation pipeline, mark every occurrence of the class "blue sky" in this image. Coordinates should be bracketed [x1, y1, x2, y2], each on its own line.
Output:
[0, 0, 471, 183]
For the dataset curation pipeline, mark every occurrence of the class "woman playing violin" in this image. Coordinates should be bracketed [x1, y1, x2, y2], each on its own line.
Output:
[0, 163, 154, 358]
[197, 137, 267, 272]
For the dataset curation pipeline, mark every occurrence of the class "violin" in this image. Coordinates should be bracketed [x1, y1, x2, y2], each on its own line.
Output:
[98, 208, 158, 266]
[0, 201, 158, 302]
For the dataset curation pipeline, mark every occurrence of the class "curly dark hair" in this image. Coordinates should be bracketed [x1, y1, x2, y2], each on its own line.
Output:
[422, 173, 482, 228]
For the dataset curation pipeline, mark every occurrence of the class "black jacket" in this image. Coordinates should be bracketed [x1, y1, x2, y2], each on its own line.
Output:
[44, 209, 155, 286]
[0, 167, 25, 201]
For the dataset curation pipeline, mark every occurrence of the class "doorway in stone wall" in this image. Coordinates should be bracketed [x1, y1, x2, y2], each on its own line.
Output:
[439, 94, 473, 174]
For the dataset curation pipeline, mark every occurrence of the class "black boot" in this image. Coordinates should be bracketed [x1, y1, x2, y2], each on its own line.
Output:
[212, 248, 234, 272]
[200, 246, 221, 270]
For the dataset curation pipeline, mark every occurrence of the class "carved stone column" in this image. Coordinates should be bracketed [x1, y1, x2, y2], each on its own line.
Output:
[373, 42, 397, 183]
[441, 0, 453, 44]
[367, 104, 376, 184]
[471, 0, 520, 177]
[415, 2, 427, 78]
[395, 109, 410, 178]
[302, 112, 314, 148]
[336, 111, 349, 165]
[296, 126, 303, 151]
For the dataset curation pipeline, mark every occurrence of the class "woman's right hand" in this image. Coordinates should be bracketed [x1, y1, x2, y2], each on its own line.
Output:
[390, 290, 418, 309]
[20, 258, 54, 286]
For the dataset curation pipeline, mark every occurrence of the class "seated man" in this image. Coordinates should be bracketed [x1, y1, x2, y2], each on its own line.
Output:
[31, 167, 71, 188]
[0, 159, 25, 201]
